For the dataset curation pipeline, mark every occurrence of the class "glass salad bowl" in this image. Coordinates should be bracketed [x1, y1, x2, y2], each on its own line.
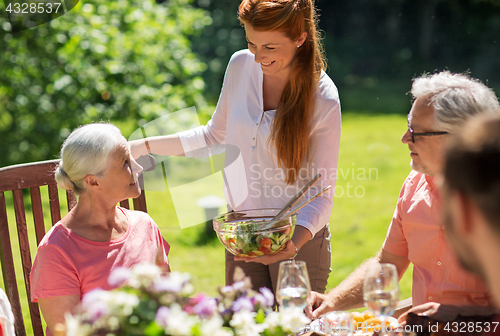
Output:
[213, 209, 296, 257]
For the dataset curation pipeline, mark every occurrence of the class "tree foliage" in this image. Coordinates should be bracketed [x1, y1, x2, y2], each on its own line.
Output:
[0, 0, 210, 167]
[191, 0, 500, 102]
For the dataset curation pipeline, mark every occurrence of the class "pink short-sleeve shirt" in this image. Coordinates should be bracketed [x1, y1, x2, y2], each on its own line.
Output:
[383, 171, 491, 307]
[30, 207, 170, 301]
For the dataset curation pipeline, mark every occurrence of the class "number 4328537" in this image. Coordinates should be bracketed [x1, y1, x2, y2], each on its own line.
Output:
[444, 321, 499, 333]
[6, 2, 62, 14]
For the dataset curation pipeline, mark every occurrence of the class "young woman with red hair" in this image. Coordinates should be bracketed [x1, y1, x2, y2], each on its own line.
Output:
[130, 0, 341, 295]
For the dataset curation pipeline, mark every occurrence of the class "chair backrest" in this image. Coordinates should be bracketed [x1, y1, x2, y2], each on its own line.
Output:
[0, 159, 147, 336]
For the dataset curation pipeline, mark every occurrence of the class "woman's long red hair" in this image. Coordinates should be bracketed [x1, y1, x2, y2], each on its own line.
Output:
[238, 0, 326, 184]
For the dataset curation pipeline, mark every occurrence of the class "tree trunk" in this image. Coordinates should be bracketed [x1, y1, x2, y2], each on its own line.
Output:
[420, 0, 439, 60]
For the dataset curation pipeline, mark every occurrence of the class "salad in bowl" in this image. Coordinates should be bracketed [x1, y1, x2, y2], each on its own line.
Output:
[213, 208, 296, 257]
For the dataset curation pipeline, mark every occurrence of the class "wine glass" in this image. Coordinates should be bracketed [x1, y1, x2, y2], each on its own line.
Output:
[276, 260, 311, 310]
[363, 263, 399, 335]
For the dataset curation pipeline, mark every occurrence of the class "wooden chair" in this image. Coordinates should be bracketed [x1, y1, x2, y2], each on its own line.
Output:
[0, 159, 148, 336]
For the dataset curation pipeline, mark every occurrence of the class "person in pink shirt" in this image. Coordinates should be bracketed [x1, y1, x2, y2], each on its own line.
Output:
[443, 115, 500, 333]
[306, 71, 500, 322]
[30, 123, 170, 336]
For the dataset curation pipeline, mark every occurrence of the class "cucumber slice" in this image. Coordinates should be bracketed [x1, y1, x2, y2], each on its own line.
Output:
[271, 244, 280, 251]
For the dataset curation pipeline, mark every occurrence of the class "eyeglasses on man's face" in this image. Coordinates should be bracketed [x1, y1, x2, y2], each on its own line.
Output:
[407, 116, 449, 143]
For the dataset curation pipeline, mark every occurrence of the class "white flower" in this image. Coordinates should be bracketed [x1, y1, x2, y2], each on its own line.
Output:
[128, 263, 162, 288]
[182, 283, 195, 296]
[262, 310, 281, 330]
[169, 271, 191, 285]
[158, 303, 197, 335]
[229, 310, 256, 329]
[199, 314, 226, 336]
[111, 291, 140, 316]
[78, 288, 140, 332]
[229, 310, 264, 336]
[153, 277, 182, 293]
[277, 307, 310, 332]
[65, 312, 92, 336]
[210, 328, 235, 336]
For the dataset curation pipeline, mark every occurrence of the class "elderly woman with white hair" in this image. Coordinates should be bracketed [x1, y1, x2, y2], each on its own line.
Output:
[30, 123, 170, 336]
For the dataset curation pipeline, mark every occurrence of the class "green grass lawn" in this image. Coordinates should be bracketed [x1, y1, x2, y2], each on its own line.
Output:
[0, 112, 414, 336]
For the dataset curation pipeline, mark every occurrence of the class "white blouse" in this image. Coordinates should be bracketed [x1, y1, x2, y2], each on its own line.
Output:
[178, 50, 341, 237]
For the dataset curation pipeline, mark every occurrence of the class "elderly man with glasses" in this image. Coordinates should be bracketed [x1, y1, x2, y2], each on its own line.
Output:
[306, 71, 500, 323]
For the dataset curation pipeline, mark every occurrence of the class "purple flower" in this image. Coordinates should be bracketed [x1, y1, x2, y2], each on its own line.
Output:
[192, 296, 217, 318]
[81, 289, 110, 322]
[259, 287, 274, 307]
[251, 294, 267, 308]
[231, 296, 254, 312]
[221, 308, 232, 316]
[87, 300, 109, 322]
[108, 267, 132, 287]
[155, 306, 170, 327]
[232, 281, 246, 292]
[220, 285, 233, 294]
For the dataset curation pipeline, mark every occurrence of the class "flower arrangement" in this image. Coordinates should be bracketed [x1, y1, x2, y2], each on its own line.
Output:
[65, 264, 310, 336]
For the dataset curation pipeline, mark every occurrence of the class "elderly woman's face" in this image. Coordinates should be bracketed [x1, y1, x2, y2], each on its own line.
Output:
[98, 140, 143, 201]
[244, 23, 306, 80]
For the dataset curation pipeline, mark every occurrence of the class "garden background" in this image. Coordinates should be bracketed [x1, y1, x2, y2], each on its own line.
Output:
[1, 0, 500, 335]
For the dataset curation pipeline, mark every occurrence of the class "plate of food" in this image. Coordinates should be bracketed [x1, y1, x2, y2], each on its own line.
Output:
[352, 311, 399, 335]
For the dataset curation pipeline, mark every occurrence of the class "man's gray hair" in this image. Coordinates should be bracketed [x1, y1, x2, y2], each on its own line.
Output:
[55, 123, 125, 195]
[411, 71, 500, 132]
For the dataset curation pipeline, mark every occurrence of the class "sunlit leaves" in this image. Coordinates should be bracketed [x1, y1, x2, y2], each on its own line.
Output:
[0, 0, 210, 166]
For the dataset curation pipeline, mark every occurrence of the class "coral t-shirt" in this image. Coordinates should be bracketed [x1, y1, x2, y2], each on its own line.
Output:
[383, 171, 491, 307]
[30, 207, 169, 301]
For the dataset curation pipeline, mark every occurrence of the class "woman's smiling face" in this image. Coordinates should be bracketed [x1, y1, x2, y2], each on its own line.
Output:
[244, 22, 306, 80]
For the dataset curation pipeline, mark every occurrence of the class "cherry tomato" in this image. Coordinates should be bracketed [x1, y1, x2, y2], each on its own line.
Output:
[258, 246, 271, 255]
[260, 237, 273, 249]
